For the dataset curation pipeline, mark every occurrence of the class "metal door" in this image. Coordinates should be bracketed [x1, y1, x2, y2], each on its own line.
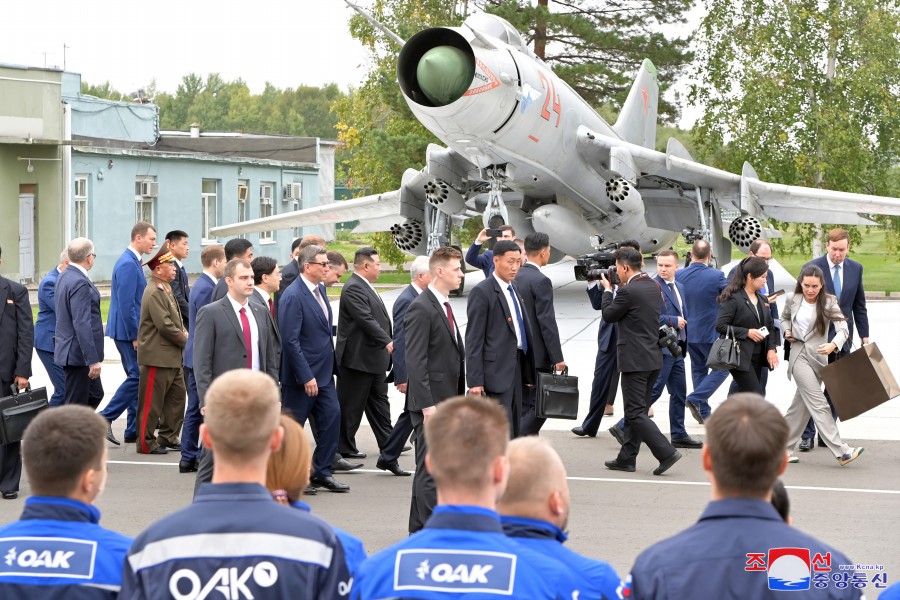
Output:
[18, 193, 35, 282]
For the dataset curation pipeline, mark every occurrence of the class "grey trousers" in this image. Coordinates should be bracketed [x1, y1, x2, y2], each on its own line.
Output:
[784, 351, 849, 458]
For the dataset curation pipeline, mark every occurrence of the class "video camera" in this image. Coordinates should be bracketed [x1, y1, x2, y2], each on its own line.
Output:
[573, 237, 619, 283]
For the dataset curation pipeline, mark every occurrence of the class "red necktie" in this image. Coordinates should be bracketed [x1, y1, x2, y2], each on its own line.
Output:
[444, 301, 455, 336]
[239, 307, 253, 369]
[268, 297, 275, 319]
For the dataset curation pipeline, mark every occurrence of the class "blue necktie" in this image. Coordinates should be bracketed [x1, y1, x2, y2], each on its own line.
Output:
[507, 284, 528, 354]
[833, 265, 842, 299]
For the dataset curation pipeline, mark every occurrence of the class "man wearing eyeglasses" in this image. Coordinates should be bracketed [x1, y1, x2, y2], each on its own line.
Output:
[278, 245, 349, 493]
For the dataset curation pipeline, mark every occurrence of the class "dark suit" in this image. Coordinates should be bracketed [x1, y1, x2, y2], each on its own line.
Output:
[334, 274, 393, 455]
[801, 255, 868, 440]
[405, 288, 465, 533]
[715, 289, 777, 395]
[170, 261, 191, 329]
[54, 266, 104, 408]
[275, 258, 300, 309]
[182, 272, 217, 465]
[211, 278, 227, 302]
[465, 275, 534, 438]
[727, 267, 779, 395]
[601, 274, 675, 466]
[279, 276, 340, 479]
[100, 249, 146, 439]
[34, 267, 65, 407]
[676, 262, 728, 420]
[191, 294, 281, 491]
[378, 283, 419, 464]
[0, 275, 33, 494]
[464, 243, 494, 278]
[515, 262, 564, 435]
[579, 284, 620, 436]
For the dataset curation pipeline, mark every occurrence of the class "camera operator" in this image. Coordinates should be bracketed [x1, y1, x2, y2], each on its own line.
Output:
[599, 247, 682, 476]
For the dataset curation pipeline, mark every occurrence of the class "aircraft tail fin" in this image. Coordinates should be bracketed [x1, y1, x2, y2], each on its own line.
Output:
[612, 59, 659, 150]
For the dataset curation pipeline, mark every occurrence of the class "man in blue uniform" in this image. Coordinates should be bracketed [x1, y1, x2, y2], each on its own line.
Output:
[121, 370, 351, 599]
[499, 437, 622, 599]
[626, 393, 860, 599]
[355, 395, 580, 599]
[0, 406, 131, 598]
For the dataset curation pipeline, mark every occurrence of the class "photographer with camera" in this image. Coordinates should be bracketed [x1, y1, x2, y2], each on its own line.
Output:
[599, 247, 682, 475]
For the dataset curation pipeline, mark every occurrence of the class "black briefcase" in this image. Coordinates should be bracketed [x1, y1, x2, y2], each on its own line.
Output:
[536, 368, 579, 420]
[0, 385, 50, 445]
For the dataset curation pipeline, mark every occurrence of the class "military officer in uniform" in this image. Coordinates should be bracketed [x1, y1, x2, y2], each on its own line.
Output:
[136, 243, 188, 455]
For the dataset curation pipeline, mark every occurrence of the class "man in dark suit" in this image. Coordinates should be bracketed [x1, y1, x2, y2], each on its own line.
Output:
[465, 225, 515, 278]
[466, 240, 534, 438]
[54, 238, 104, 409]
[600, 247, 681, 475]
[799, 227, 869, 451]
[250, 256, 281, 319]
[516, 232, 565, 436]
[610, 250, 702, 448]
[275, 235, 326, 309]
[676, 239, 728, 423]
[405, 247, 465, 532]
[211, 238, 254, 302]
[727, 239, 780, 396]
[278, 245, 347, 493]
[165, 230, 191, 329]
[0, 245, 34, 499]
[181, 244, 225, 473]
[34, 250, 68, 407]
[335, 248, 394, 460]
[99, 222, 156, 445]
[376, 256, 431, 477]
[191, 258, 281, 492]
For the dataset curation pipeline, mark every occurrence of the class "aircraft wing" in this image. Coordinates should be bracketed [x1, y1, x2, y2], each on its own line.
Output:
[578, 125, 900, 225]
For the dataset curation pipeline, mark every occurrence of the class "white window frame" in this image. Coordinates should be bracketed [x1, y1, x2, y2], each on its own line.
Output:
[135, 176, 156, 224]
[259, 182, 275, 243]
[237, 180, 249, 239]
[201, 179, 219, 243]
[74, 175, 89, 237]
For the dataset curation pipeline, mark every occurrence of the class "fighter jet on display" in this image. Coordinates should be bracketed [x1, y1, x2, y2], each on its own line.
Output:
[210, 2, 900, 267]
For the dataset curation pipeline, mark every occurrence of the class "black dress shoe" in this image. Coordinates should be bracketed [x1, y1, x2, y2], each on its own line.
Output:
[654, 450, 683, 476]
[686, 401, 705, 425]
[671, 436, 703, 449]
[160, 443, 182, 451]
[608, 425, 626, 446]
[179, 459, 198, 473]
[148, 446, 169, 455]
[341, 451, 367, 459]
[799, 438, 814, 452]
[604, 459, 636, 473]
[106, 423, 121, 446]
[310, 476, 350, 493]
[376, 458, 411, 476]
[303, 485, 318, 496]
[124, 436, 137, 444]
[571, 426, 596, 438]
[332, 458, 363, 471]
[1, 491, 18, 500]
[817, 436, 827, 448]
[401, 445, 413, 453]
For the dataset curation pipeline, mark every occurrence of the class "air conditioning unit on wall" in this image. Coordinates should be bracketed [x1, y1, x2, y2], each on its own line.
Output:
[284, 182, 302, 200]
[140, 181, 159, 197]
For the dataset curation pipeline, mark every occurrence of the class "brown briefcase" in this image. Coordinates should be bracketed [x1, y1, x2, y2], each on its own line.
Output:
[821, 343, 900, 421]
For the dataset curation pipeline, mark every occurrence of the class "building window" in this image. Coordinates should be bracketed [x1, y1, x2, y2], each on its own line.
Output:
[237, 180, 249, 239]
[74, 175, 88, 237]
[134, 177, 157, 224]
[201, 179, 219, 242]
[259, 182, 274, 243]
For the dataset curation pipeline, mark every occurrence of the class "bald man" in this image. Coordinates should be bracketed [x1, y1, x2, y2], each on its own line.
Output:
[499, 437, 622, 599]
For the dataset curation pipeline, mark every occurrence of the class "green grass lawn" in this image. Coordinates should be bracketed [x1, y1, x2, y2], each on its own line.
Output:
[33, 299, 111, 323]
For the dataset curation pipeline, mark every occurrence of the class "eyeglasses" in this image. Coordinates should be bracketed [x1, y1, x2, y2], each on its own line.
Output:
[309, 261, 331, 267]
[89, 253, 97, 258]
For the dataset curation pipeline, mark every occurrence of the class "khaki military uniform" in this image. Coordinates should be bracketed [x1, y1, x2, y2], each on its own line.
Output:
[136, 276, 188, 453]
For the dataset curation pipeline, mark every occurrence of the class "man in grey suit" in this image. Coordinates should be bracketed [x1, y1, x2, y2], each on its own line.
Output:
[405, 247, 466, 533]
[191, 258, 281, 494]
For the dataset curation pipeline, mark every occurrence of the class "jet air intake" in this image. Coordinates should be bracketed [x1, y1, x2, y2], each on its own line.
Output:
[399, 28, 476, 107]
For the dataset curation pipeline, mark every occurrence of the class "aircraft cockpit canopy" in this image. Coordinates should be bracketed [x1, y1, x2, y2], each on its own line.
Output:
[464, 13, 532, 56]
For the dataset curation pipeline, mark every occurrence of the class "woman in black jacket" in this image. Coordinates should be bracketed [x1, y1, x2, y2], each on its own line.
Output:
[715, 256, 779, 394]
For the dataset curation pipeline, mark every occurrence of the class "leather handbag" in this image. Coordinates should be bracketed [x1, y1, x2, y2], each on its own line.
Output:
[707, 326, 740, 371]
[0, 385, 50, 445]
[821, 342, 900, 421]
[536, 367, 579, 420]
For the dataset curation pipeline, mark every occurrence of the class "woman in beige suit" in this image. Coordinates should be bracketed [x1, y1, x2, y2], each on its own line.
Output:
[782, 265, 863, 466]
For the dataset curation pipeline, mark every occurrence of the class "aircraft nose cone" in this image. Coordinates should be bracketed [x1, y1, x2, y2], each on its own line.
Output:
[416, 45, 475, 106]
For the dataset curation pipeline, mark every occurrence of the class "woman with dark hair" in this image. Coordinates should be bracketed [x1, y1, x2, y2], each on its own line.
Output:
[781, 265, 863, 466]
[715, 256, 779, 394]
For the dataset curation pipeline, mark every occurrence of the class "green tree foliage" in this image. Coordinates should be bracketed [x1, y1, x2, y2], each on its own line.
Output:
[477, 0, 694, 121]
[692, 0, 900, 256]
[81, 81, 126, 101]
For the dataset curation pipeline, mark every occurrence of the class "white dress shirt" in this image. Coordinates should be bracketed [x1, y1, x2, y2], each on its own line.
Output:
[492, 272, 524, 350]
[226, 294, 260, 372]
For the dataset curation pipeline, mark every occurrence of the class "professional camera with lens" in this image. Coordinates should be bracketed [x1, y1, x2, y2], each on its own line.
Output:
[573, 251, 616, 282]
[658, 325, 682, 357]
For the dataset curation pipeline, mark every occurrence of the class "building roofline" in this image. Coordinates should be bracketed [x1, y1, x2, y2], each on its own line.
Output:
[72, 145, 318, 170]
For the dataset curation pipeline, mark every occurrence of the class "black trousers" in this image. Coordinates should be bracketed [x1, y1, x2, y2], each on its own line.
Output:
[63, 365, 104, 408]
[616, 369, 676, 465]
[730, 349, 766, 396]
[408, 410, 435, 534]
[379, 409, 413, 463]
[336, 366, 392, 455]
[0, 379, 22, 493]
[486, 354, 524, 439]
[519, 381, 545, 436]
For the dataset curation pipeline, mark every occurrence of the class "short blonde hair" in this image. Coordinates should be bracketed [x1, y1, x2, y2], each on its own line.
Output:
[501, 437, 566, 508]
[204, 370, 281, 465]
[266, 415, 312, 501]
